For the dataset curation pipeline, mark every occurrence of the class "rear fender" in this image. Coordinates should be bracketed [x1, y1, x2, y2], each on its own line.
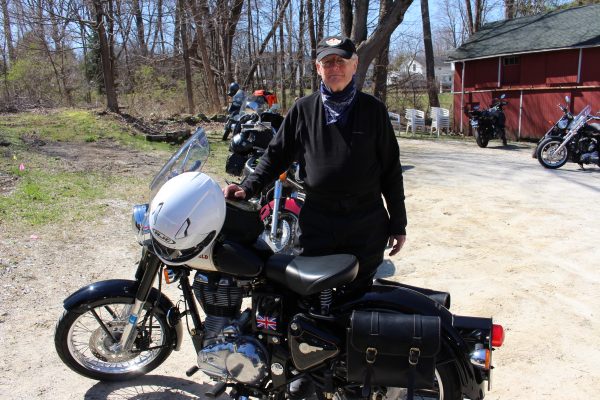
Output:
[63, 279, 184, 351]
[339, 285, 489, 400]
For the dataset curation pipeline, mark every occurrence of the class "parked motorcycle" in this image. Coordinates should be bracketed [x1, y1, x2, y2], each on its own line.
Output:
[222, 82, 247, 141]
[243, 155, 304, 255]
[222, 86, 282, 142]
[468, 94, 508, 147]
[536, 105, 600, 169]
[54, 127, 504, 400]
[532, 96, 574, 158]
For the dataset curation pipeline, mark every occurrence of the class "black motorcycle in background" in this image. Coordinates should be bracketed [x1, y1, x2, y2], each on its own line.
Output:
[468, 94, 508, 147]
[536, 105, 600, 169]
[222, 82, 247, 141]
[532, 96, 574, 159]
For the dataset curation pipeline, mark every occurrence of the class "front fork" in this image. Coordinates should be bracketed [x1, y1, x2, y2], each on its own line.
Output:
[111, 248, 161, 353]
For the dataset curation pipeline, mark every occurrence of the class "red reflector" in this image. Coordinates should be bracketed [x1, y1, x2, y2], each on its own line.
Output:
[492, 324, 505, 347]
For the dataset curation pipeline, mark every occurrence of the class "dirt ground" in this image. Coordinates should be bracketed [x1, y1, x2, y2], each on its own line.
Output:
[1, 136, 599, 399]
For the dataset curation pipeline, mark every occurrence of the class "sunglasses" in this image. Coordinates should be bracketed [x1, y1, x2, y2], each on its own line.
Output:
[318, 58, 352, 69]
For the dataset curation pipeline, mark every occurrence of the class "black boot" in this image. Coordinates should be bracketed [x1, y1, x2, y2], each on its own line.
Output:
[287, 376, 315, 400]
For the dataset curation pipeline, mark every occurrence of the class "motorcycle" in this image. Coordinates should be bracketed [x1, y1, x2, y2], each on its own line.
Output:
[54, 127, 504, 400]
[468, 94, 508, 147]
[536, 104, 600, 169]
[223, 87, 282, 142]
[532, 96, 574, 158]
[222, 83, 247, 141]
[225, 98, 284, 177]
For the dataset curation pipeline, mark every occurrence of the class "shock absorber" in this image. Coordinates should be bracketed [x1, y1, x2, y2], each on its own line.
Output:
[320, 289, 333, 315]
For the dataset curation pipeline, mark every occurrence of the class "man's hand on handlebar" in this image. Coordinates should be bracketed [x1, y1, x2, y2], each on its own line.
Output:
[223, 184, 247, 200]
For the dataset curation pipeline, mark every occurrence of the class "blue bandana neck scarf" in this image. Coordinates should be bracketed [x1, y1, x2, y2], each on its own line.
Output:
[320, 77, 357, 126]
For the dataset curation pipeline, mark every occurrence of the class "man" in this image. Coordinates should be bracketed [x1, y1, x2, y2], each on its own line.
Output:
[223, 36, 407, 292]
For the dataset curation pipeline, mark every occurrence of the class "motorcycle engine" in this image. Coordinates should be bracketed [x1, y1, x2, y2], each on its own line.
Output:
[193, 272, 270, 385]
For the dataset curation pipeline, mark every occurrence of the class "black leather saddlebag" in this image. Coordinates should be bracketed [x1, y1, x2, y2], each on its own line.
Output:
[346, 311, 441, 389]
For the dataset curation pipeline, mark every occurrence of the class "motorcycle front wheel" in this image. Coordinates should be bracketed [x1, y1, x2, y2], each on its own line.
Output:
[536, 138, 568, 169]
[474, 128, 489, 148]
[55, 298, 173, 381]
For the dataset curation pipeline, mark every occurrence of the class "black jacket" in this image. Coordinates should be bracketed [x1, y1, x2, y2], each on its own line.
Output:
[241, 91, 407, 235]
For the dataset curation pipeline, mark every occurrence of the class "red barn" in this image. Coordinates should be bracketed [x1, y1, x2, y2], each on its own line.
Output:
[448, 4, 600, 140]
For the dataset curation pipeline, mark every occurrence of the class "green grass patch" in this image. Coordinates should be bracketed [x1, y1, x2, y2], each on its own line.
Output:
[0, 109, 172, 152]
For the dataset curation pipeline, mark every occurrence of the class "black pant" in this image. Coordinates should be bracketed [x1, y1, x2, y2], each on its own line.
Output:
[298, 196, 390, 293]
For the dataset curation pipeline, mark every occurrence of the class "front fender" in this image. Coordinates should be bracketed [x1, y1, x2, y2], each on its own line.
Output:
[62, 279, 184, 351]
[338, 285, 487, 400]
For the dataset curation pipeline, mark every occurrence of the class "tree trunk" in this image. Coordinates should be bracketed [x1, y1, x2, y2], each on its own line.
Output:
[339, 0, 352, 38]
[297, 0, 305, 97]
[1, 0, 14, 62]
[242, 0, 291, 88]
[465, 0, 475, 35]
[132, 0, 148, 57]
[373, 0, 392, 103]
[421, 0, 439, 107]
[92, 0, 119, 112]
[306, 0, 317, 90]
[178, 0, 195, 113]
[351, 0, 369, 46]
[279, 6, 286, 109]
[505, 0, 515, 19]
[353, 0, 413, 91]
[187, 0, 221, 111]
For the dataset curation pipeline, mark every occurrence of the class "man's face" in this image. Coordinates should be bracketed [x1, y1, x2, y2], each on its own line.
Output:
[316, 55, 358, 92]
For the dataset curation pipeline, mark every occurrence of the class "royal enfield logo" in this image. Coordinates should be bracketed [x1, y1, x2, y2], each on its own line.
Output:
[326, 38, 342, 47]
[152, 229, 175, 244]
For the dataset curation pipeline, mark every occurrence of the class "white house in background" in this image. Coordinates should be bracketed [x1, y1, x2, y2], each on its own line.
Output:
[387, 57, 454, 91]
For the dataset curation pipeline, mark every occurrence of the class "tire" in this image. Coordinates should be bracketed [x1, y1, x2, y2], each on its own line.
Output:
[536, 138, 568, 169]
[55, 297, 174, 381]
[474, 128, 489, 148]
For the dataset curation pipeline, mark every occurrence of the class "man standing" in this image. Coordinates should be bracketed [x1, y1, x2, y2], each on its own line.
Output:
[224, 36, 407, 292]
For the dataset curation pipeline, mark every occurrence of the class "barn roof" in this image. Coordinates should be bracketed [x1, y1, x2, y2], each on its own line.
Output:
[448, 4, 600, 61]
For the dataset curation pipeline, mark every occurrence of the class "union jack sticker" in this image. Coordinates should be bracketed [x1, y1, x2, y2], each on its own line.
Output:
[256, 313, 278, 331]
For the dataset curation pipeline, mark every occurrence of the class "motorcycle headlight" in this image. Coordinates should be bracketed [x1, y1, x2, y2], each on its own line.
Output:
[557, 119, 568, 129]
[132, 204, 150, 244]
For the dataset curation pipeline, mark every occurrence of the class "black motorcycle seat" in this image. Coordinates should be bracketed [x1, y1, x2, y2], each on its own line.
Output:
[265, 253, 359, 296]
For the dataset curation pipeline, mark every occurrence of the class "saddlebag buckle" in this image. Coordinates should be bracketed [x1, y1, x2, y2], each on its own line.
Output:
[408, 347, 421, 365]
[365, 347, 378, 364]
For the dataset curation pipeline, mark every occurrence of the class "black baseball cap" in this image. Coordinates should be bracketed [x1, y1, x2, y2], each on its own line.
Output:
[316, 36, 356, 61]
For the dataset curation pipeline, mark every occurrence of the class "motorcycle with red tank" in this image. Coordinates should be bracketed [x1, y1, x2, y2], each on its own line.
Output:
[54, 127, 505, 400]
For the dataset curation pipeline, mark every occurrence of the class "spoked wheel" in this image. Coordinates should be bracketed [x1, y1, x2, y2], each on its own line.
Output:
[474, 128, 489, 148]
[55, 298, 174, 381]
[536, 138, 568, 169]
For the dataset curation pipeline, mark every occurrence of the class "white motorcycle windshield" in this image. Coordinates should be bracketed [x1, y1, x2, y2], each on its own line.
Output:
[149, 127, 210, 196]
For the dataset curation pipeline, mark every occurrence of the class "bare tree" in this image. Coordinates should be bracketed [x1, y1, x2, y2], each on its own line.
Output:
[373, 0, 391, 102]
[421, 0, 439, 107]
[1, 0, 15, 62]
[353, 0, 414, 90]
[242, 0, 291, 88]
[92, 0, 119, 112]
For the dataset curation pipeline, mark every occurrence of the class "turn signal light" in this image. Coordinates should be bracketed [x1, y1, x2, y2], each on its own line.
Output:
[491, 324, 505, 347]
[470, 348, 491, 370]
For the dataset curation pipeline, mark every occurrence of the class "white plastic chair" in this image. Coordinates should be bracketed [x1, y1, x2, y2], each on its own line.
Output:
[405, 109, 425, 135]
[388, 111, 401, 134]
[430, 107, 450, 137]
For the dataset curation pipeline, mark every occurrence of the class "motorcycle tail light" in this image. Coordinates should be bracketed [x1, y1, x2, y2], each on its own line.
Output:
[491, 324, 505, 347]
[470, 348, 491, 370]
